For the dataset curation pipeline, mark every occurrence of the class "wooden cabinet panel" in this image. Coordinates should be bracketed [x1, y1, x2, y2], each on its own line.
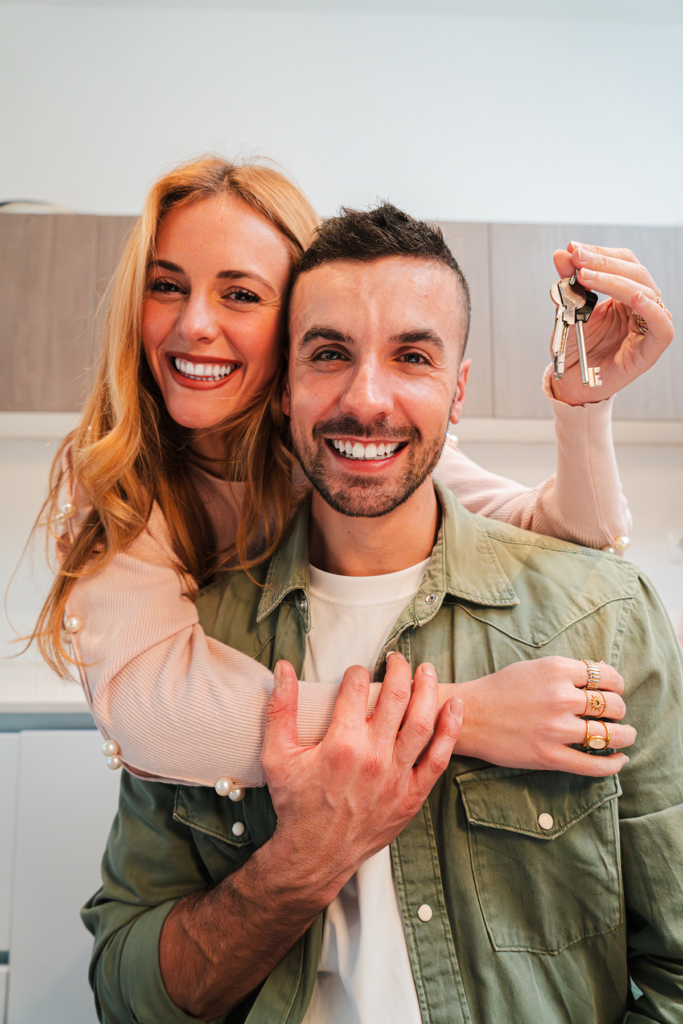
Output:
[93, 217, 137, 366]
[0, 216, 98, 412]
[488, 223, 683, 420]
[7, 731, 120, 1024]
[438, 222, 492, 417]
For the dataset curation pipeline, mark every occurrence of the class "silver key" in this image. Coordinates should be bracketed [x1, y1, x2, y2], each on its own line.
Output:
[550, 275, 601, 387]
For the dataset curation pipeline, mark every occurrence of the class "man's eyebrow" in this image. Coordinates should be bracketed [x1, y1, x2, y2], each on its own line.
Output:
[392, 329, 446, 352]
[147, 260, 273, 291]
[299, 326, 353, 348]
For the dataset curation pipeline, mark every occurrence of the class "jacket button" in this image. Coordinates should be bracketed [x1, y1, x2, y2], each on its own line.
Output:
[425, 594, 437, 605]
[417, 904, 433, 922]
[538, 813, 554, 830]
[64, 615, 82, 633]
[232, 821, 246, 837]
[215, 777, 234, 797]
[614, 535, 630, 551]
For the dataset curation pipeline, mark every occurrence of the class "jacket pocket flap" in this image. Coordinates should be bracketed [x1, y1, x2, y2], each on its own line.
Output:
[174, 787, 253, 847]
[458, 767, 621, 840]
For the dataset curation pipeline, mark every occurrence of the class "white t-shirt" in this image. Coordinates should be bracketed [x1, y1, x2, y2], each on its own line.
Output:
[301, 558, 430, 1024]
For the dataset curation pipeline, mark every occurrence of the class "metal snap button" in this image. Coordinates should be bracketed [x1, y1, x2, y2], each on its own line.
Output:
[538, 813, 554, 830]
[417, 904, 433, 922]
[425, 594, 437, 605]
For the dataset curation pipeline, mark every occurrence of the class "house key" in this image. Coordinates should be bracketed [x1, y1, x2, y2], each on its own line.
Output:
[550, 275, 601, 387]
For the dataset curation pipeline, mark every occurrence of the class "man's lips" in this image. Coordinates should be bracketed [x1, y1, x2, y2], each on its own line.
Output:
[325, 437, 408, 464]
[167, 354, 240, 390]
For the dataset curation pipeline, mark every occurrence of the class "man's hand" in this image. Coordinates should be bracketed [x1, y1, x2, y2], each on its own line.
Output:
[453, 657, 635, 775]
[263, 653, 463, 903]
[160, 655, 461, 1021]
[549, 243, 674, 406]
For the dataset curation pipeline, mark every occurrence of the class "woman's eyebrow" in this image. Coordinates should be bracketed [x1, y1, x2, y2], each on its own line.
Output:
[147, 260, 273, 292]
[148, 258, 183, 273]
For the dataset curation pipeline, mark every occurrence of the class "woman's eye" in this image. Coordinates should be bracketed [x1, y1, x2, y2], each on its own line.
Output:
[226, 288, 259, 304]
[149, 278, 183, 295]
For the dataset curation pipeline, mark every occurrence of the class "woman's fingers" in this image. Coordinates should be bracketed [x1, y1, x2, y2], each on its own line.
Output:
[568, 659, 624, 695]
[569, 718, 636, 751]
[571, 246, 656, 292]
[574, 266, 658, 306]
[555, 748, 630, 778]
[572, 687, 626, 721]
[568, 241, 641, 265]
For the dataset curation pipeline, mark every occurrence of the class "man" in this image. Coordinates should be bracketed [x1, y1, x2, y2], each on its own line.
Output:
[84, 205, 683, 1024]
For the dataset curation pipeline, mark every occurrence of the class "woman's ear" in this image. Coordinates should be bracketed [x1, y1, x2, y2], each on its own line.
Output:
[449, 358, 471, 426]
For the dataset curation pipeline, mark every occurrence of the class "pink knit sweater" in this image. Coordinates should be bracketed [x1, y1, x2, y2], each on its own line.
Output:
[62, 393, 630, 788]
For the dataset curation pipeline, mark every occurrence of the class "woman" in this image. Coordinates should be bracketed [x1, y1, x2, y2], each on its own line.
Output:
[36, 156, 672, 790]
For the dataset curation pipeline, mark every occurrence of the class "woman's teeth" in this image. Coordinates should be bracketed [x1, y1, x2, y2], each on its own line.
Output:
[173, 357, 236, 381]
[331, 439, 400, 460]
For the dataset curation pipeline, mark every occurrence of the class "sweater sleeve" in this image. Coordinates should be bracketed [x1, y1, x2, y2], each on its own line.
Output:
[435, 369, 631, 550]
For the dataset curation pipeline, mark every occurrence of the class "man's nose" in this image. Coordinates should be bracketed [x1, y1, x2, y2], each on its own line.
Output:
[338, 357, 392, 424]
[175, 292, 221, 346]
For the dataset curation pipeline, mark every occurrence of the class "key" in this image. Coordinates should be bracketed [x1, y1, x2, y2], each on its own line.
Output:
[550, 275, 601, 386]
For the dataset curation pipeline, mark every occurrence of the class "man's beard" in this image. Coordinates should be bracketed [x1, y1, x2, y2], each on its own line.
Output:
[290, 414, 447, 518]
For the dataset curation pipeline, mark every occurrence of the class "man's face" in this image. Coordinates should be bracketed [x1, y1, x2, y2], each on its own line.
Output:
[284, 256, 470, 518]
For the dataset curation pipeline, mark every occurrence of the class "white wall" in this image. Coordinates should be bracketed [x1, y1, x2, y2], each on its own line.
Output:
[1, 3, 682, 224]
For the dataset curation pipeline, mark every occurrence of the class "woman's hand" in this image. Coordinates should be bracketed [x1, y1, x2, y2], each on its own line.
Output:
[549, 242, 674, 406]
[453, 657, 634, 776]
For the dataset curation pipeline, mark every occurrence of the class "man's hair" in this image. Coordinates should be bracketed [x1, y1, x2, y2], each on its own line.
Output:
[295, 202, 471, 350]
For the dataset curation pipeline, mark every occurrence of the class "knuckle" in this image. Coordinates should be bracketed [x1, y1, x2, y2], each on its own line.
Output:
[409, 712, 434, 741]
[429, 749, 452, 776]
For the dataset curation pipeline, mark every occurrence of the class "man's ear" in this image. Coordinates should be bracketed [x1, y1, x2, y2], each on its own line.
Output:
[281, 375, 291, 417]
[449, 358, 471, 426]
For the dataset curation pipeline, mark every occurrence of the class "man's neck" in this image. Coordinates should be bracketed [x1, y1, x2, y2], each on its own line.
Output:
[308, 477, 439, 577]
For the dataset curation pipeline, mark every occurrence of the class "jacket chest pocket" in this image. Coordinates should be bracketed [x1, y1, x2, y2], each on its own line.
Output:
[457, 768, 623, 955]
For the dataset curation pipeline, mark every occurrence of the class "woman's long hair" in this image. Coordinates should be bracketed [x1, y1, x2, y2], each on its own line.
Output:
[31, 156, 320, 678]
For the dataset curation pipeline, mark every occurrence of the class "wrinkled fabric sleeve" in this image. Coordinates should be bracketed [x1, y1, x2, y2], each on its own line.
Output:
[82, 774, 223, 1024]
[613, 575, 683, 1021]
[436, 374, 631, 550]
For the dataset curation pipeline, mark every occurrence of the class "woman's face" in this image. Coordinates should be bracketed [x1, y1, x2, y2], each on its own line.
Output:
[142, 194, 293, 438]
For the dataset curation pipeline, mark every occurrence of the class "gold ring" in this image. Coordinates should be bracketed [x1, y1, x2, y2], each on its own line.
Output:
[584, 689, 607, 717]
[633, 312, 648, 334]
[657, 293, 669, 314]
[585, 720, 610, 750]
[581, 660, 601, 690]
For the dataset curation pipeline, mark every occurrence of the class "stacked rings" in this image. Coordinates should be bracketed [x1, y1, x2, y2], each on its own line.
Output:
[585, 720, 610, 750]
[584, 689, 607, 717]
[581, 660, 601, 690]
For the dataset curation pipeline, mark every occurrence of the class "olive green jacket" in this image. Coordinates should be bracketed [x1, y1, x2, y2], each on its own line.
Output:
[83, 483, 683, 1024]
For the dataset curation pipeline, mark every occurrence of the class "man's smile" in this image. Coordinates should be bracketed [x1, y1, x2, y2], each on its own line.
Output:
[326, 438, 407, 462]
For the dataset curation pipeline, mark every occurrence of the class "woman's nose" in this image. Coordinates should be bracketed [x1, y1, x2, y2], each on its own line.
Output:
[175, 292, 221, 345]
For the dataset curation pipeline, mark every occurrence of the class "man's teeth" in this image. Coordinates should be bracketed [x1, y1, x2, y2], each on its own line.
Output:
[331, 439, 400, 460]
[173, 357, 236, 381]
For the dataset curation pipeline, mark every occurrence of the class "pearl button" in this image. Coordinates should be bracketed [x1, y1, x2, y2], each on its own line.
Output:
[64, 615, 82, 633]
[231, 821, 246, 837]
[102, 739, 120, 758]
[601, 545, 616, 554]
[614, 535, 630, 552]
[538, 813, 554, 830]
[61, 630, 72, 646]
[107, 755, 122, 770]
[299, 597, 308, 613]
[215, 776, 235, 798]
[228, 787, 245, 802]
[417, 904, 433, 922]
[61, 503, 76, 518]
[425, 594, 438, 605]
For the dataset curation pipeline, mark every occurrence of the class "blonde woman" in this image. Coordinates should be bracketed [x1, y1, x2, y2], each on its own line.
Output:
[36, 156, 673, 790]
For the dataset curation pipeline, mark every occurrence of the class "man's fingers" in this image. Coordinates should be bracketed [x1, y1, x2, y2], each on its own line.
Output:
[262, 661, 301, 763]
[412, 698, 463, 793]
[370, 651, 413, 741]
[393, 662, 438, 767]
[327, 664, 372, 738]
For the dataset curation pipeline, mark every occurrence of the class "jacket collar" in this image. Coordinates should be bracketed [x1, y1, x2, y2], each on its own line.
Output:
[257, 478, 519, 626]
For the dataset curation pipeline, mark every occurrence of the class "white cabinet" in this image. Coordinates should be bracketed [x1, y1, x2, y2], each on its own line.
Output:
[6, 731, 120, 1024]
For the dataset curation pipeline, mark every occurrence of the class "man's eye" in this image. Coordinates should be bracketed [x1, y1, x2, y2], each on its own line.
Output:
[226, 288, 259, 304]
[314, 350, 347, 362]
[149, 278, 183, 295]
[400, 352, 429, 365]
